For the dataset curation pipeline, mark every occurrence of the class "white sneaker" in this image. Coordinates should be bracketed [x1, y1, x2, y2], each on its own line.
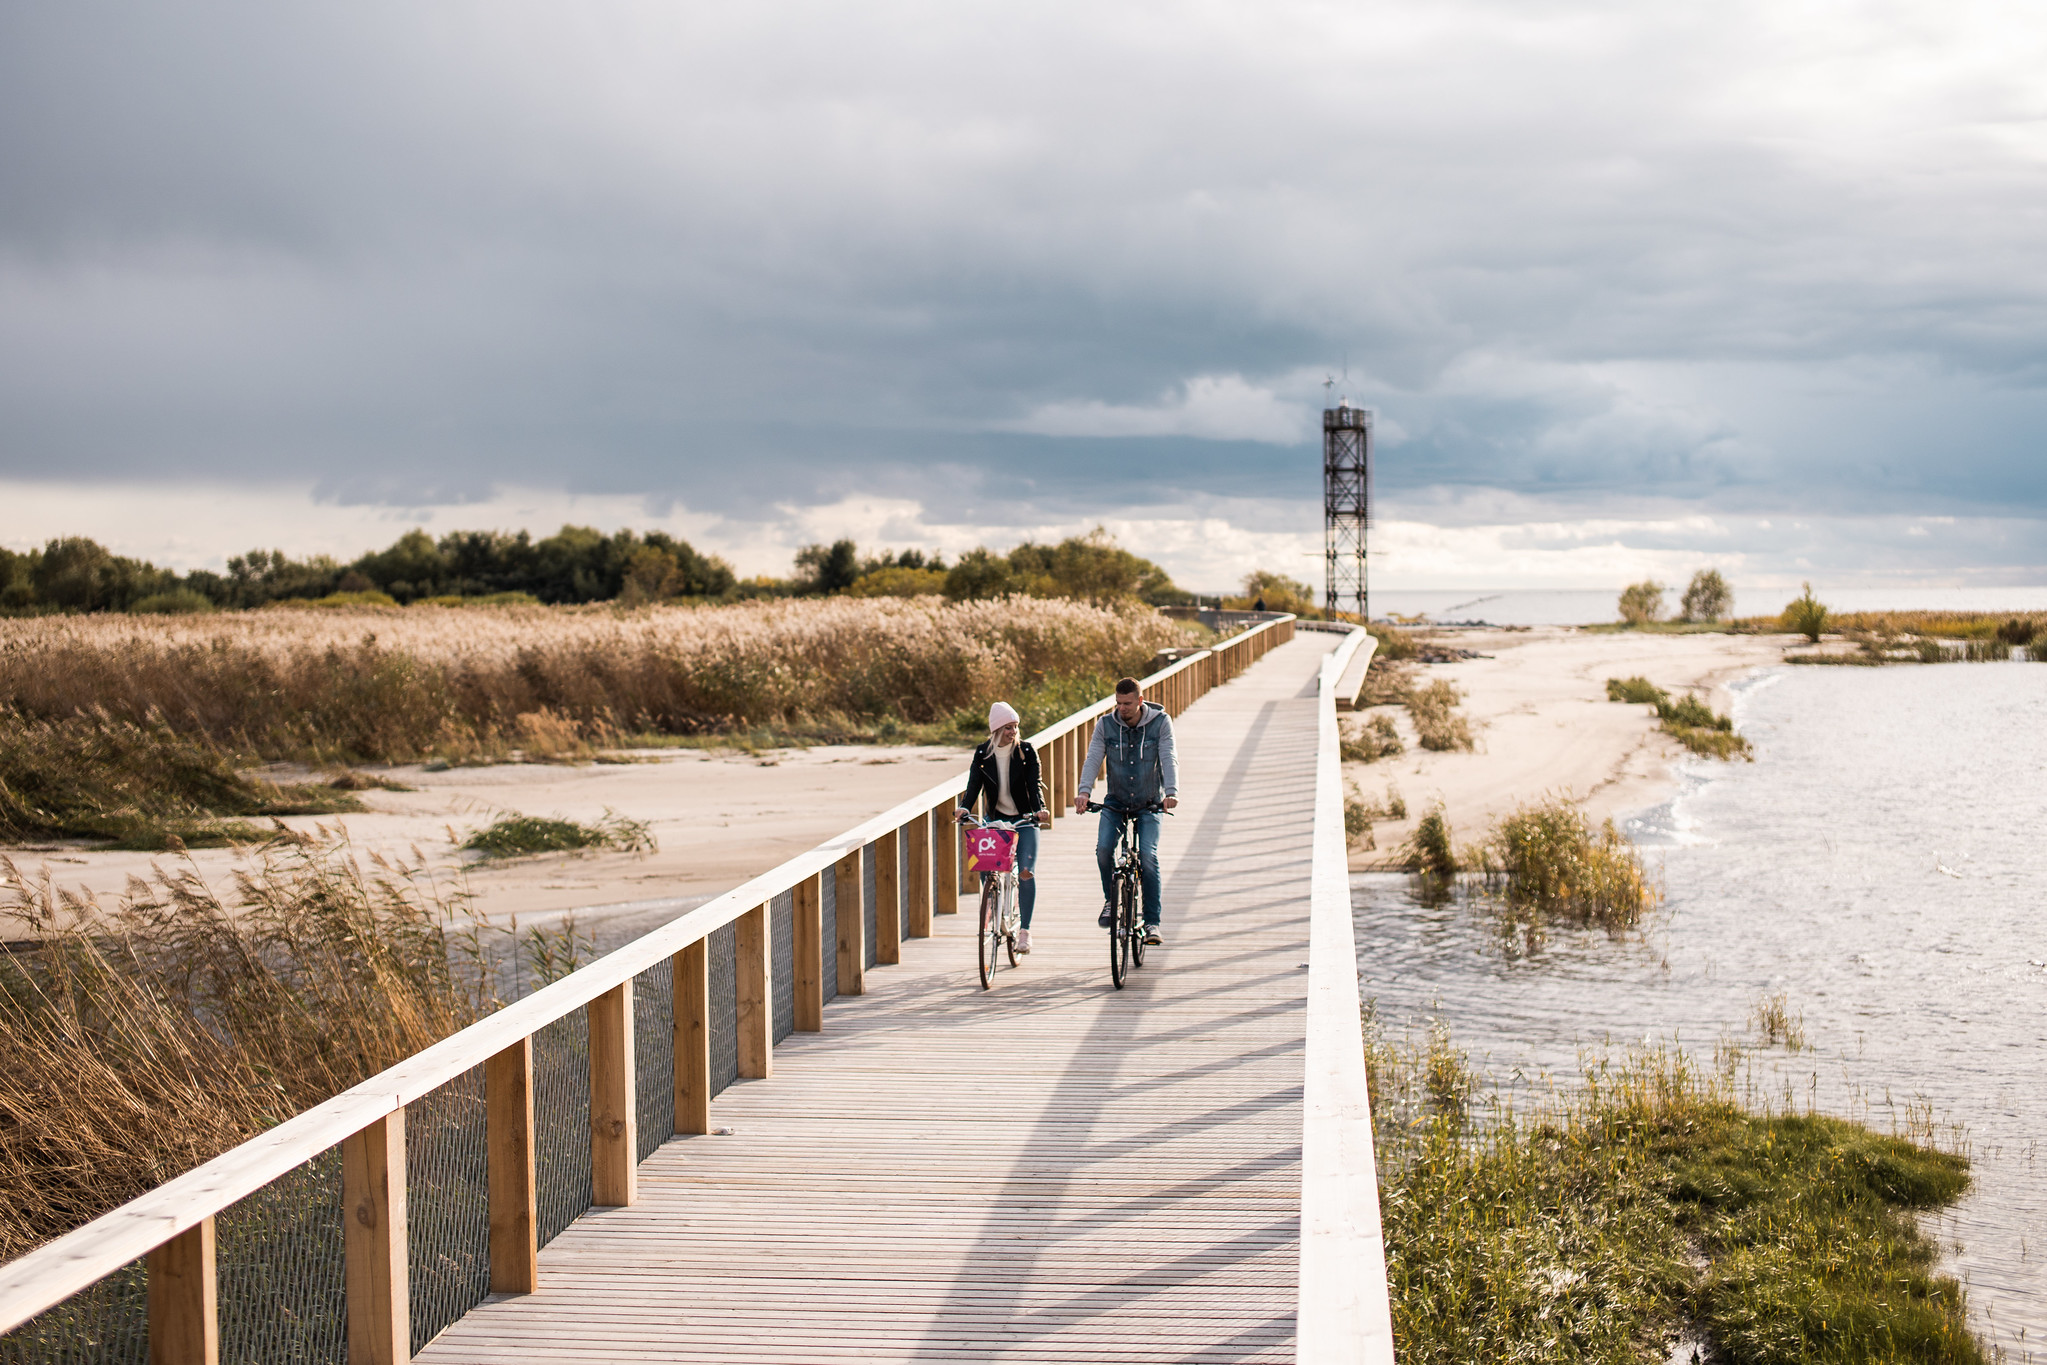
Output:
[1017, 929, 1032, 954]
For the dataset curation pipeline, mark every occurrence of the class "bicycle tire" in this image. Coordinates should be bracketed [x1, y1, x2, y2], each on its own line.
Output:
[1004, 879, 1020, 967]
[1108, 872, 1131, 989]
[978, 881, 1001, 990]
[1130, 901, 1146, 968]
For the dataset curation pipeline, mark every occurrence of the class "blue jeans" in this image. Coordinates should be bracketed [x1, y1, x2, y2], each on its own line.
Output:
[1096, 808, 1162, 926]
[982, 823, 1040, 928]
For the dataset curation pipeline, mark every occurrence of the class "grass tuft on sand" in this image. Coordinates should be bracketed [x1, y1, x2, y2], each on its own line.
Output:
[1604, 677, 1753, 761]
[1476, 796, 1660, 932]
[1369, 1024, 1983, 1364]
[460, 810, 656, 859]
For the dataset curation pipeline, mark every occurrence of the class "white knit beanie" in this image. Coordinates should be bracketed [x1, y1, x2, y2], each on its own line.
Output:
[988, 701, 1021, 733]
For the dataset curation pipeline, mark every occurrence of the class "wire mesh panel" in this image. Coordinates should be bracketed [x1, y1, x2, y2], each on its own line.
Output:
[532, 1007, 594, 1247]
[0, 1262, 147, 1365]
[635, 962, 676, 1158]
[218, 1147, 346, 1365]
[770, 889, 794, 1044]
[821, 870, 839, 1003]
[862, 845, 879, 970]
[406, 1068, 489, 1354]
[709, 922, 738, 1097]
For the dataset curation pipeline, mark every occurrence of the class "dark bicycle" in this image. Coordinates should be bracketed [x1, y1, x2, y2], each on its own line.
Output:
[1087, 800, 1168, 989]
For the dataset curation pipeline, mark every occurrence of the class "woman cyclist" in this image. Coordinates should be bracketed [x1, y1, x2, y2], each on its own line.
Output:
[956, 702, 1051, 953]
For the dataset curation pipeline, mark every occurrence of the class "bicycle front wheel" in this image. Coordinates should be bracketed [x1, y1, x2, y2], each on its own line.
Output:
[978, 881, 1001, 990]
[1109, 872, 1133, 989]
[1004, 881, 1020, 967]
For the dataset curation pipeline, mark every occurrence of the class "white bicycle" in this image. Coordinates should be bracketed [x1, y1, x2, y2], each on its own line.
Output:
[961, 815, 1033, 989]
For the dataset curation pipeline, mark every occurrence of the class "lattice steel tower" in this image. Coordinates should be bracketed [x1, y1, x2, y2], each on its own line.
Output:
[1323, 401, 1373, 620]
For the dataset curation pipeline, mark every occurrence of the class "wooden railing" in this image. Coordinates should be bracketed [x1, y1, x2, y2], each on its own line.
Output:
[0, 615, 1296, 1360]
[1296, 627, 1396, 1362]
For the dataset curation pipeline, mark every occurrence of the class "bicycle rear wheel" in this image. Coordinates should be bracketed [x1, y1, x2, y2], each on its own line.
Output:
[1004, 881, 1020, 967]
[978, 881, 1001, 989]
[1109, 872, 1133, 989]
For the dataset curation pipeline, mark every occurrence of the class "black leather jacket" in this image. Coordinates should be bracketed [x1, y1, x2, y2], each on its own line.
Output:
[959, 739, 1046, 818]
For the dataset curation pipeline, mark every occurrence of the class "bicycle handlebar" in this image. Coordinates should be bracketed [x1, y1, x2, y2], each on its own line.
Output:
[1082, 801, 1173, 816]
[958, 813, 1044, 830]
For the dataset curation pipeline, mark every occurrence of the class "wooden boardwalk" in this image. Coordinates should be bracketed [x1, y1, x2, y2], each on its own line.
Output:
[417, 632, 1339, 1363]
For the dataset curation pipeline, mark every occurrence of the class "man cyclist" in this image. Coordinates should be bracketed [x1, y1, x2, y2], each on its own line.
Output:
[1073, 677, 1178, 946]
[956, 702, 1051, 953]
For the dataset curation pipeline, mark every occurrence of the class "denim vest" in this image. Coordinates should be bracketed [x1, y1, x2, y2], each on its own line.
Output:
[1100, 710, 1168, 806]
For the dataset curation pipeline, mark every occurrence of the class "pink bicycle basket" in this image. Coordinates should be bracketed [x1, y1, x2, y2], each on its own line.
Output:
[965, 827, 1017, 873]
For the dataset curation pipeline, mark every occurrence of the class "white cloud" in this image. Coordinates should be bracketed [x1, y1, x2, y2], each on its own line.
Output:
[1005, 375, 1308, 445]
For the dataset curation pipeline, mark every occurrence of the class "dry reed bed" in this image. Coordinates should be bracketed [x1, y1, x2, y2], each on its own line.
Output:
[0, 598, 1188, 762]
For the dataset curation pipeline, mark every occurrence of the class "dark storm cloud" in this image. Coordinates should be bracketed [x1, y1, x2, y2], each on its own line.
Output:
[5, 0, 2047, 534]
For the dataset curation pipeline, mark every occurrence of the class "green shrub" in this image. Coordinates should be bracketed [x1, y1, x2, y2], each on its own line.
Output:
[1679, 568, 1733, 622]
[1783, 582, 1829, 642]
[460, 810, 655, 859]
[1604, 675, 1664, 704]
[1618, 580, 1666, 625]
[1405, 804, 1459, 878]
[126, 589, 215, 615]
[1484, 797, 1657, 930]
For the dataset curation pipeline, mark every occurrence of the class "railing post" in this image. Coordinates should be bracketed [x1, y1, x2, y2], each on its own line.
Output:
[343, 1111, 408, 1365]
[795, 871, 824, 1028]
[486, 1039, 538, 1295]
[835, 850, 865, 996]
[905, 817, 932, 939]
[736, 902, 773, 1077]
[874, 827, 901, 965]
[934, 808, 959, 914]
[589, 982, 637, 1207]
[148, 1218, 216, 1365]
[675, 939, 710, 1135]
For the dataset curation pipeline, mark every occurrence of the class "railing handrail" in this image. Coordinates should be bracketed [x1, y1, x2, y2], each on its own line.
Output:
[0, 612, 1298, 1335]
[1296, 627, 1396, 1362]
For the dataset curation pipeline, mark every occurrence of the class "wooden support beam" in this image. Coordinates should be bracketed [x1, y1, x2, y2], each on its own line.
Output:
[486, 1039, 538, 1295]
[874, 828, 901, 965]
[147, 1217, 216, 1365]
[834, 850, 865, 996]
[736, 903, 772, 1077]
[588, 982, 637, 1207]
[905, 815, 932, 940]
[343, 1112, 408, 1365]
[674, 939, 710, 1135]
[794, 872, 823, 1029]
[937, 807, 961, 911]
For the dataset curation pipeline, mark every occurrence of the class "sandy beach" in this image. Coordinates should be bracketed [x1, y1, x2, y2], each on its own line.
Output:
[1345, 626, 1790, 867]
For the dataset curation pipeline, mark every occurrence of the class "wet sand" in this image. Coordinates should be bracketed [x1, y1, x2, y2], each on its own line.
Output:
[1347, 626, 1791, 867]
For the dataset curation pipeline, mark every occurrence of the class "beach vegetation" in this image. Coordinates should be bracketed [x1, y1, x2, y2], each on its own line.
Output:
[1367, 1024, 1982, 1364]
[1224, 569, 1317, 614]
[1341, 713, 1404, 763]
[1618, 579, 1667, 625]
[1783, 582, 1829, 642]
[460, 810, 655, 859]
[1604, 678, 1752, 760]
[1679, 568, 1733, 623]
[1404, 803, 1459, 879]
[1994, 617, 2036, 647]
[1480, 796, 1658, 931]
[0, 712, 361, 848]
[1605, 675, 1663, 704]
[0, 836, 537, 1258]
[1750, 991, 1807, 1051]
[1408, 679, 1476, 752]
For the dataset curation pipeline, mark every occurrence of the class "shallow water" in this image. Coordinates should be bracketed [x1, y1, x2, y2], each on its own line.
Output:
[1373, 584, 2047, 626]
[1354, 660, 2047, 1356]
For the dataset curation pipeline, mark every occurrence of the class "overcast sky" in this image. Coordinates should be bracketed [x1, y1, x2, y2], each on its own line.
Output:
[5, 0, 2047, 592]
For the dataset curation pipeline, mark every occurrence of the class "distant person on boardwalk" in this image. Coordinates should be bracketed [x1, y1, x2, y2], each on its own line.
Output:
[956, 702, 1050, 953]
[1074, 678, 1178, 946]
[1253, 596, 1266, 611]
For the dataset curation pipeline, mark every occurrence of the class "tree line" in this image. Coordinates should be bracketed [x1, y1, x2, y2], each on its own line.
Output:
[0, 525, 1190, 614]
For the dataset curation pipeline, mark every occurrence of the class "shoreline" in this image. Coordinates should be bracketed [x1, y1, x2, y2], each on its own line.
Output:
[1346, 625, 1790, 867]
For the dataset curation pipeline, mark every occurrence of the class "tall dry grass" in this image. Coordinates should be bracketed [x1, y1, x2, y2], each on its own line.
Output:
[0, 835, 497, 1259]
[0, 597, 1188, 764]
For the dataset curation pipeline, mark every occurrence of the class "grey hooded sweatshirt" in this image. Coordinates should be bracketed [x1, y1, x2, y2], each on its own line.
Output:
[1076, 701, 1178, 808]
